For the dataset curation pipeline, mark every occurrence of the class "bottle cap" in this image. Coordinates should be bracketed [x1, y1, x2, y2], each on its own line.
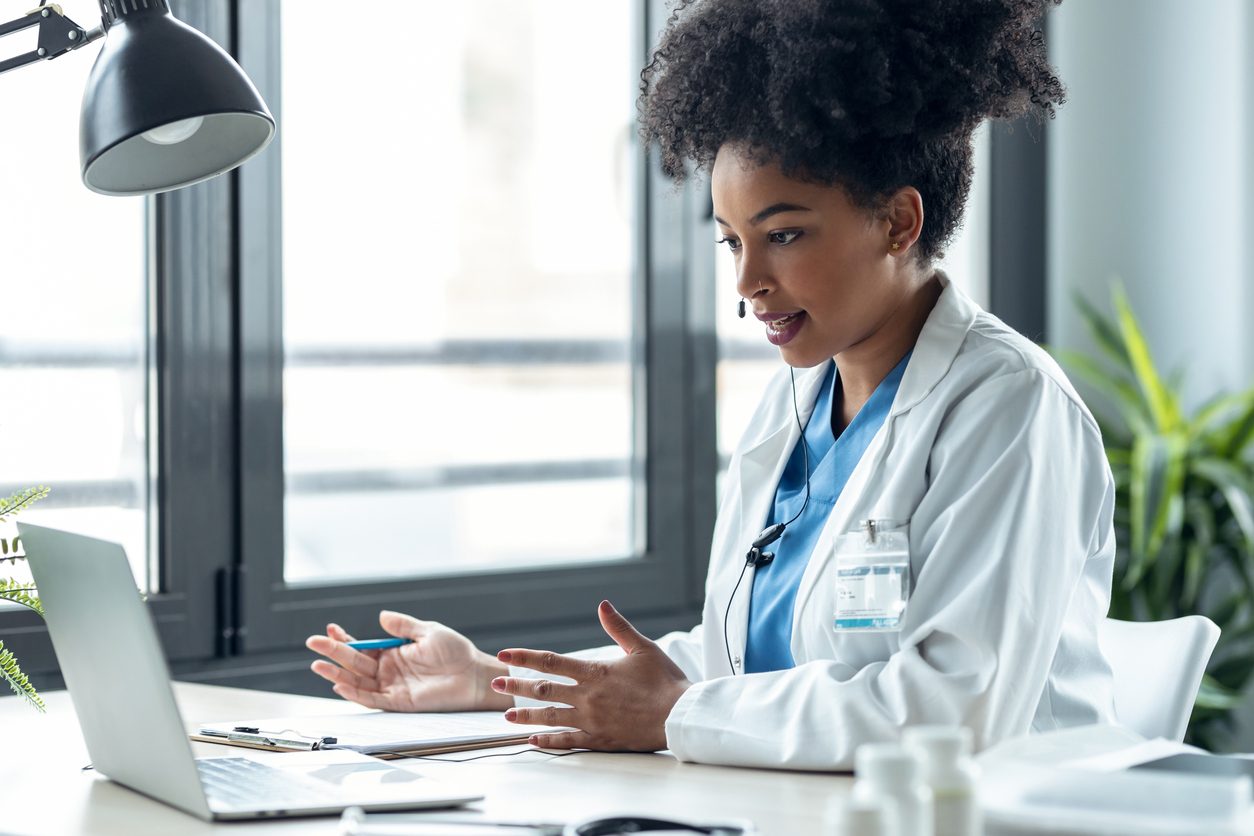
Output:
[855, 742, 921, 785]
[902, 725, 973, 762]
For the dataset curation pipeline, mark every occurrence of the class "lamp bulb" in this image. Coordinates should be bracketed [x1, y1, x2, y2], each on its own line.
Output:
[142, 116, 205, 146]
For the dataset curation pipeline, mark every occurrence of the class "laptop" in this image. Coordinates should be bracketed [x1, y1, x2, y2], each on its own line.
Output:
[19, 522, 483, 821]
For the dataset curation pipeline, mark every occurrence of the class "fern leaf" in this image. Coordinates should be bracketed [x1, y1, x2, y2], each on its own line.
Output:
[0, 640, 45, 712]
[0, 579, 42, 615]
[0, 486, 49, 522]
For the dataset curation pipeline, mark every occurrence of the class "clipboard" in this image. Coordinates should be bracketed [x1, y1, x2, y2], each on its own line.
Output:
[190, 710, 567, 758]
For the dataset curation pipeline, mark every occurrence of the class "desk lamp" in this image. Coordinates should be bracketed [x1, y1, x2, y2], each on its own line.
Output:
[1, 0, 274, 195]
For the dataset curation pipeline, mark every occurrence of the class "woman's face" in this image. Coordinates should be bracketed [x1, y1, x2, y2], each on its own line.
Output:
[711, 144, 914, 368]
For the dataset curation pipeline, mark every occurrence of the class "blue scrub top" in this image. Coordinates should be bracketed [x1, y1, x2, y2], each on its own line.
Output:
[743, 351, 912, 674]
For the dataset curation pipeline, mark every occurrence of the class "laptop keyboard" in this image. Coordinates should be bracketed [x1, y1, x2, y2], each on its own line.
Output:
[197, 757, 338, 810]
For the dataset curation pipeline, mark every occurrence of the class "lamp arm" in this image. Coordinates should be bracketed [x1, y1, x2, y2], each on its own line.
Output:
[0, 4, 101, 76]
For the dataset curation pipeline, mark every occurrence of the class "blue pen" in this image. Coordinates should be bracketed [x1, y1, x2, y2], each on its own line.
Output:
[345, 637, 413, 650]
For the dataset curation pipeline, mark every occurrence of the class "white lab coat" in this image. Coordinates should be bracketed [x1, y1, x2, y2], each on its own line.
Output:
[515, 275, 1117, 770]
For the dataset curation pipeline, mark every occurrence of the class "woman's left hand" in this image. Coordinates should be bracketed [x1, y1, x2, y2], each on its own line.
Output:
[491, 600, 692, 752]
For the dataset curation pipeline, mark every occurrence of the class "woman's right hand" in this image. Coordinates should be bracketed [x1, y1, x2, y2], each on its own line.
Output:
[305, 610, 513, 712]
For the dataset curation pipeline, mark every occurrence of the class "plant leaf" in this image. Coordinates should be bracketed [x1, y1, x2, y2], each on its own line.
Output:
[0, 486, 49, 522]
[1193, 458, 1254, 554]
[1189, 391, 1252, 441]
[1208, 592, 1247, 640]
[0, 640, 45, 712]
[1182, 496, 1216, 610]
[1052, 347, 1150, 436]
[1195, 674, 1244, 710]
[1126, 432, 1187, 587]
[1072, 290, 1133, 373]
[1114, 287, 1183, 433]
[1208, 652, 1254, 690]
[1219, 394, 1254, 459]
[0, 579, 42, 615]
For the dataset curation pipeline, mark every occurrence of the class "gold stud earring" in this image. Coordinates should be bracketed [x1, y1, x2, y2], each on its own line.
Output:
[890, 241, 901, 251]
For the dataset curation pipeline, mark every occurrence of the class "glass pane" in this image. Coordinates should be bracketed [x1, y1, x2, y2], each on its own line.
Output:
[0, 35, 150, 591]
[934, 122, 991, 308]
[714, 248, 779, 495]
[280, 1, 638, 583]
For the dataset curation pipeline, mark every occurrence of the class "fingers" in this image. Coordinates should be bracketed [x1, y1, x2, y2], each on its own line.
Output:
[331, 680, 387, 710]
[379, 609, 432, 640]
[302, 623, 354, 656]
[596, 600, 650, 654]
[497, 648, 590, 679]
[490, 676, 578, 705]
[528, 730, 593, 750]
[327, 623, 355, 643]
[503, 704, 578, 728]
[305, 632, 380, 679]
[310, 658, 380, 694]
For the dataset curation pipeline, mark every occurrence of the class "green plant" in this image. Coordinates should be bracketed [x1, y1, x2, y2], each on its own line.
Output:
[1056, 287, 1254, 748]
[0, 486, 49, 711]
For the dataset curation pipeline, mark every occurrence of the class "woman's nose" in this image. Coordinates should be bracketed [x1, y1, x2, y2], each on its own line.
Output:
[735, 251, 768, 302]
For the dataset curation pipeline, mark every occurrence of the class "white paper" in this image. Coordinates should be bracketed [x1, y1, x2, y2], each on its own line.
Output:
[1063, 736, 1206, 772]
[980, 763, 1253, 836]
[199, 710, 565, 754]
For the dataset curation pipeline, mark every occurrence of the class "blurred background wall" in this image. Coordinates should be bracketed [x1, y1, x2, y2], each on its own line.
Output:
[1048, 0, 1254, 748]
[1048, 0, 1252, 408]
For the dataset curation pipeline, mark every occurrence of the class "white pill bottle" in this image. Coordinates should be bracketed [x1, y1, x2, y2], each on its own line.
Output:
[853, 742, 933, 836]
[829, 793, 895, 836]
[903, 725, 982, 836]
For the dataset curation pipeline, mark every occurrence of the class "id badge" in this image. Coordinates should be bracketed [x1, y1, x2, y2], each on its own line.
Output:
[833, 519, 910, 632]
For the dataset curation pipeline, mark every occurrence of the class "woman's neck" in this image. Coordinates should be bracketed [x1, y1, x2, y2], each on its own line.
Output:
[833, 271, 943, 429]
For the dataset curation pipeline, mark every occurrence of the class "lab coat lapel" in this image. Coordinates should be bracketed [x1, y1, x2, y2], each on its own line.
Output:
[889, 272, 980, 416]
[789, 276, 979, 657]
[736, 362, 831, 537]
[726, 363, 831, 662]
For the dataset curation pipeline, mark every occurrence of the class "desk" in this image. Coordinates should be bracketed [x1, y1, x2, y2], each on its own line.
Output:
[0, 683, 850, 835]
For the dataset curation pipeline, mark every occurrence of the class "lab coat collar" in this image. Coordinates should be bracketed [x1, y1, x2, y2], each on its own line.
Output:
[738, 270, 975, 457]
[736, 362, 830, 564]
[890, 271, 977, 417]
[733, 272, 976, 558]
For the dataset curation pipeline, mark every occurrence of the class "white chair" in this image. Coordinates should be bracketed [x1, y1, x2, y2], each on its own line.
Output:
[1097, 615, 1221, 741]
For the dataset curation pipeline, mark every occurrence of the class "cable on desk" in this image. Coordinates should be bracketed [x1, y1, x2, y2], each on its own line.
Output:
[393, 748, 590, 764]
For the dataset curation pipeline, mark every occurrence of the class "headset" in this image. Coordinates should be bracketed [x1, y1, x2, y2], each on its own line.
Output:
[721, 361, 813, 676]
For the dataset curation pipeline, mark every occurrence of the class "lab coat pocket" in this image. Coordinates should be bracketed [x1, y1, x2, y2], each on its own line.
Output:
[833, 519, 911, 633]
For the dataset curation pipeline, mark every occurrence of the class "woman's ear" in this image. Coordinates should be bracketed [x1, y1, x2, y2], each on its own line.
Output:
[884, 187, 924, 256]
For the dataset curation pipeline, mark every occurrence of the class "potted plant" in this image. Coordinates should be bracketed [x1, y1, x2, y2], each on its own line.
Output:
[1056, 287, 1254, 748]
[1, 486, 49, 711]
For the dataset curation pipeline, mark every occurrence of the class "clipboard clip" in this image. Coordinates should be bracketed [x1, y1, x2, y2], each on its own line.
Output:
[197, 726, 337, 750]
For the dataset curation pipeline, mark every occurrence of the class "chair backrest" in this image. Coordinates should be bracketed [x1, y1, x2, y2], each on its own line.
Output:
[1097, 616, 1220, 741]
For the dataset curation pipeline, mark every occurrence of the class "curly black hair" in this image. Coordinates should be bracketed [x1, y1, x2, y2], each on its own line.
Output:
[639, 0, 1065, 262]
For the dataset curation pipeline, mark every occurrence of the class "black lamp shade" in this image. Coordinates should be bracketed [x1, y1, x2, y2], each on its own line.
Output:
[80, 1, 275, 196]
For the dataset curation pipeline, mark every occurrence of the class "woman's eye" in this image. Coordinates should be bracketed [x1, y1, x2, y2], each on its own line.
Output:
[769, 230, 803, 245]
[716, 237, 741, 252]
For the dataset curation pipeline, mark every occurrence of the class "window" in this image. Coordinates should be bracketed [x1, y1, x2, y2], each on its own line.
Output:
[234, 0, 705, 657]
[278, 1, 638, 583]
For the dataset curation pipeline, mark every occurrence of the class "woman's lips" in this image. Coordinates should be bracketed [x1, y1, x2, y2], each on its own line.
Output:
[757, 311, 807, 346]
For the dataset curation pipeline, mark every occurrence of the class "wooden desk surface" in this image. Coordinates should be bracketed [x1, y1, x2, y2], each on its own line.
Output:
[0, 682, 850, 835]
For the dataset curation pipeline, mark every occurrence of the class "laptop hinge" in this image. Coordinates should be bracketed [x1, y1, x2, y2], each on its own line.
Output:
[215, 564, 246, 656]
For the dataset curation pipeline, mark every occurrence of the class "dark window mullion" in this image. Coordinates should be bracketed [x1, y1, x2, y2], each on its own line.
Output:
[153, 0, 240, 662]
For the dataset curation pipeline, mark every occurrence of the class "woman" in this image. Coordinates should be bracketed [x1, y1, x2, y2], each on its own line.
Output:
[307, 0, 1115, 770]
